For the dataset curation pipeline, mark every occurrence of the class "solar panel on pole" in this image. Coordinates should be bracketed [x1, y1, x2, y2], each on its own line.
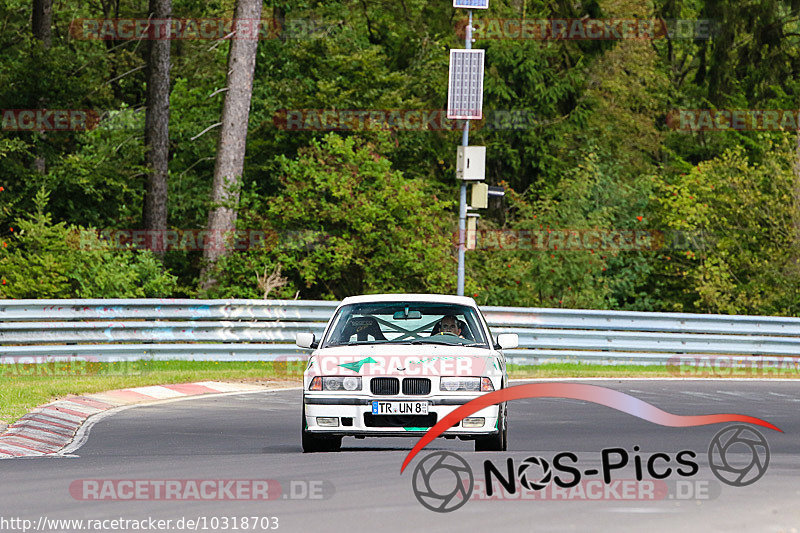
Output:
[447, 49, 484, 120]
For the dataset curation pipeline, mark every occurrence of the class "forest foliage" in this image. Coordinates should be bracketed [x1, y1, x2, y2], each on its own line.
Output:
[1, 0, 800, 315]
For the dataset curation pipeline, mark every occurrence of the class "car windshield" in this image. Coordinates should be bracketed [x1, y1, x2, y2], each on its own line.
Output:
[321, 302, 489, 348]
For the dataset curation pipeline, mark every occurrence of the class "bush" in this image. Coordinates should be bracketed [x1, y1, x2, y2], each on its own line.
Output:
[0, 188, 177, 298]
[203, 133, 457, 299]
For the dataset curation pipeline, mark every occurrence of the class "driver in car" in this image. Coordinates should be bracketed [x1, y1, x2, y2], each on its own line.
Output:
[438, 314, 464, 337]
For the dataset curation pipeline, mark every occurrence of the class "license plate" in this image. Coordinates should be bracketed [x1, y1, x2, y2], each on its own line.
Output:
[371, 401, 429, 415]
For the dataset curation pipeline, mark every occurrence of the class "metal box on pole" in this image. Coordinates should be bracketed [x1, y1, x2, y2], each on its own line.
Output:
[456, 146, 486, 180]
[466, 215, 479, 250]
[471, 182, 489, 208]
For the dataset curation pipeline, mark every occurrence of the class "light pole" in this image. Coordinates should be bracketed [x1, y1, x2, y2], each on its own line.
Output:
[449, 1, 486, 295]
[456, 9, 473, 296]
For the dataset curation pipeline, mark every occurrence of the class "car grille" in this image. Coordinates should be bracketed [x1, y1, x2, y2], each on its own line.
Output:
[370, 377, 399, 395]
[402, 378, 431, 395]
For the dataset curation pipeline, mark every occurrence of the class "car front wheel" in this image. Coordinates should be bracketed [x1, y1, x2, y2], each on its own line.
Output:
[474, 403, 507, 452]
[301, 403, 342, 453]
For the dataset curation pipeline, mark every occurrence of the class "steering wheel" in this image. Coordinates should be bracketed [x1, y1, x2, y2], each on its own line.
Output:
[436, 331, 460, 337]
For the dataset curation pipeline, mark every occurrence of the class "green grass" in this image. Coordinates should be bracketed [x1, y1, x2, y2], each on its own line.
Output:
[508, 363, 676, 379]
[1, 360, 796, 425]
[0, 360, 306, 424]
[508, 362, 800, 379]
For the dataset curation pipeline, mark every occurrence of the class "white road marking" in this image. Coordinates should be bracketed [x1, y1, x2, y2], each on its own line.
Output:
[604, 508, 681, 514]
[195, 381, 267, 392]
[126, 385, 186, 399]
[768, 392, 796, 398]
[715, 390, 768, 401]
[679, 391, 724, 401]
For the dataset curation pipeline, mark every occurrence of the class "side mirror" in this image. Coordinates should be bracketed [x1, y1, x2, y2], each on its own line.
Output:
[296, 332, 316, 349]
[496, 333, 518, 350]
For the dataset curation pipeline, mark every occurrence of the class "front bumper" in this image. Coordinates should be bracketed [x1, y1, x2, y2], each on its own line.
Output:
[303, 394, 500, 438]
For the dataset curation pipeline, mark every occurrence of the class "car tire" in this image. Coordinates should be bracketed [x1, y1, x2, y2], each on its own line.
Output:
[301, 404, 342, 453]
[474, 403, 507, 452]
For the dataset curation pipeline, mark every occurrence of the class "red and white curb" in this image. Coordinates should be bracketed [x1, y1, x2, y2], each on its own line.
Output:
[0, 381, 278, 459]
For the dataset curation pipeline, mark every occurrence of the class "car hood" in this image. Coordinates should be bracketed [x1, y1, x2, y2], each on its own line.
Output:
[308, 344, 499, 377]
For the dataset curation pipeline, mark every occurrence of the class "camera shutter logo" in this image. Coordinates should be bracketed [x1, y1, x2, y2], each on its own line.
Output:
[517, 456, 552, 491]
[411, 451, 473, 513]
[708, 425, 770, 487]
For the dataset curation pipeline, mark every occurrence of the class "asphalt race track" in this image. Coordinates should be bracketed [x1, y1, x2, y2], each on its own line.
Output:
[0, 380, 798, 532]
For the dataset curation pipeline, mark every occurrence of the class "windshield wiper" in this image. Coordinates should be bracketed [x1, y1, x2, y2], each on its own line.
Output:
[328, 340, 487, 347]
[387, 340, 449, 345]
[397, 340, 467, 346]
[406, 340, 487, 347]
[323, 340, 387, 347]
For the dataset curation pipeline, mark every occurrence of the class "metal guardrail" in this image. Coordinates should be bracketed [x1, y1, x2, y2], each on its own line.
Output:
[0, 299, 338, 322]
[1, 299, 799, 367]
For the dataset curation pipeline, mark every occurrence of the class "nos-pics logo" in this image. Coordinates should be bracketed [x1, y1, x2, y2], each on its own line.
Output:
[411, 424, 770, 513]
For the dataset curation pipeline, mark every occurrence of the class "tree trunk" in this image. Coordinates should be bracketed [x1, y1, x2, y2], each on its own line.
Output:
[793, 132, 800, 274]
[32, 0, 52, 175]
[143, 0, 172, 252]
[32, 0, 52, 47]
[201, 0, 264, 287]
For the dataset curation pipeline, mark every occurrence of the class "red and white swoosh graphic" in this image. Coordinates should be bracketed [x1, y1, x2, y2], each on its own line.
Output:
[400, 383, 782, 473]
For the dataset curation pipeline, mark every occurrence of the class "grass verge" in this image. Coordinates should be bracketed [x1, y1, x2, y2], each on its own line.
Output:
[0, 360, 306, 425]
[1, 360, 795, 425]
[508, 362, 800, 379]
[508, 363, 676, 379]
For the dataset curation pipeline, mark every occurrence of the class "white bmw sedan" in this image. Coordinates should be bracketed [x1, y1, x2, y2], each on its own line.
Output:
[297, 294, 517, 452]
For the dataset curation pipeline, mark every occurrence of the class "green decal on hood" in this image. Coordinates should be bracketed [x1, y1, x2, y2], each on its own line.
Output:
[403, 427, 429, 431]
[338, 357, 378, 373]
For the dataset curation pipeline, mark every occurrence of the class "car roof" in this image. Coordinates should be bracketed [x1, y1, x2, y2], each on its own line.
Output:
[339, 293, 478, 307]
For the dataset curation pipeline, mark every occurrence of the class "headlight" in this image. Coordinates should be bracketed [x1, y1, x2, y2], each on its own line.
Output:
[440, 377, 494, 392]
[342, 377, 361, 391]
[441, 377, 479, 391]
[311, 376, 362, 391]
